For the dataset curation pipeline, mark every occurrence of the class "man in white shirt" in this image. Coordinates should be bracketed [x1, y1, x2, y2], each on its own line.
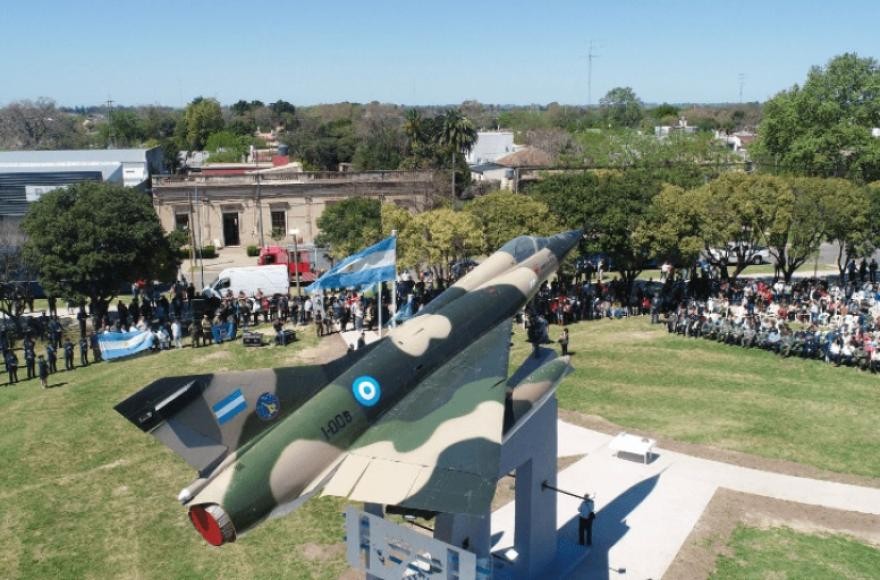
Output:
[578, 495, 596, 546]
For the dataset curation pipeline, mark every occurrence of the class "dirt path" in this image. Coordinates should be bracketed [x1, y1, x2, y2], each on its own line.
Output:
[664, 488, 880, 580]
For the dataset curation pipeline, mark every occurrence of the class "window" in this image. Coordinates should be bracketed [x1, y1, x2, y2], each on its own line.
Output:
[174, 213, 190, 231]
[270, 210, 286, 238]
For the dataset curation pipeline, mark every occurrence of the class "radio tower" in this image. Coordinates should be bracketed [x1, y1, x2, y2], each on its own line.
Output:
[738, 73, 745, 103]
[588, 41, 600, 107]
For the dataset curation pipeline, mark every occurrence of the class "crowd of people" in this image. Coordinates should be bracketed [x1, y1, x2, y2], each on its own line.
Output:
[5, 254, 880, 387]
[527, 267, 880, 372]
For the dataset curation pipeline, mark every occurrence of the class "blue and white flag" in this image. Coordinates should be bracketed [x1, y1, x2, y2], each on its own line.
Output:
[306, 235, 396, 293]
[212, 389, 247, 425]
[97, 329, 155, 361]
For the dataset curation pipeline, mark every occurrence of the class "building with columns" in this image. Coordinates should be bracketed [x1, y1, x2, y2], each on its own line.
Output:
[151, 170, 437, 253]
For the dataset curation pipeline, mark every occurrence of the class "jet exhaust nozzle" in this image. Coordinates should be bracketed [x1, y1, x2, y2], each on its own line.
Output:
[189, 504, 236, 546]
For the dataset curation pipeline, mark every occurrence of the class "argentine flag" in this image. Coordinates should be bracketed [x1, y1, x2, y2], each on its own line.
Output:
[97, 329, 155, 361]
[307, 235, 396, 293]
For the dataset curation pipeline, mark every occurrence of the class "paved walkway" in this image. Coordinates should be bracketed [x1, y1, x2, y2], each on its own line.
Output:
[490, 419, 880, 580]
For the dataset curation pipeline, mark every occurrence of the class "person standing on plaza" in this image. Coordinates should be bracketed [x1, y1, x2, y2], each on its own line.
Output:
[870, 258, 878, 284]
[578, 495, 596, 547]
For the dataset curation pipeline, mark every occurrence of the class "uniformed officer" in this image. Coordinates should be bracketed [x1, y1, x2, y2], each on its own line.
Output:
[24, 339, 36, 380]
[4, 350, 18, 384]
[63, 338, 75, 370]
[46, 343, 58, 373]
[37, 355, 49, 389]
[90, 332, 102, 363]
[79, 336, 89, 367]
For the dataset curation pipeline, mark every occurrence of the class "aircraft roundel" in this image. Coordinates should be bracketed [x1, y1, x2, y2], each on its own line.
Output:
[352, 376, 381, 407]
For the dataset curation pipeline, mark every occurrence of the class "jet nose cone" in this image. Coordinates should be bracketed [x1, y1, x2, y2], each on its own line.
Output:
[547, 229, 582, 261]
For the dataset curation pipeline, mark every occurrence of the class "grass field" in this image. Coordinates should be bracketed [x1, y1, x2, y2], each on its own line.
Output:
[2, 316, 878, 578]
[0, 331, 352, 580]
[510, 317, 880, 479]
[710, 526, 880, 579]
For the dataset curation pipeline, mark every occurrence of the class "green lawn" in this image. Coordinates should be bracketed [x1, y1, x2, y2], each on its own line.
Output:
[2, 316, 879, 578]
[511, 317, 880, 479]
[711, 526, 880, 579]
[0, 331, 351, 580]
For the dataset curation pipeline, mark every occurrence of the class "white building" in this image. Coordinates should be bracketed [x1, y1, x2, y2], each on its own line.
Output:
[0, 148, 164, 221]
[466, 131, 522, 165]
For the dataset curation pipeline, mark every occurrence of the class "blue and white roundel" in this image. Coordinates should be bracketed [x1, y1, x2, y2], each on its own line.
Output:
[352, 376, 381, 407]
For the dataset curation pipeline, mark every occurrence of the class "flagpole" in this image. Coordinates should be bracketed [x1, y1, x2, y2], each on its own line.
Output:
[377, 281, 383, 338]
[391, 229, 398, 328]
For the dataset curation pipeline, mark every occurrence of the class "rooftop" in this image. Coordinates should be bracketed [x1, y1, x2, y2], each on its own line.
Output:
[0, 148, 157, 166]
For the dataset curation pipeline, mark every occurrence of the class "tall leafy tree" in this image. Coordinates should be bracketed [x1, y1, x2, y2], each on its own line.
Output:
[439, 109, 477, 197]
[315, 198, 382, 259]
[398, 209, 482, 277]
[531, 170, 660, 287]
[599, 87, 644, 128]
[183, 97, 224, 150]
[21, 182, 179, 316]
[693, 173, 793, 279]
[465, 191, 559, 253]
[751, 53, 880, 181]
[821, 179, 872, 278]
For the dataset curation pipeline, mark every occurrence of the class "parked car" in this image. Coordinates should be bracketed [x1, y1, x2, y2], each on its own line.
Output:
[705, 244, 771, 265]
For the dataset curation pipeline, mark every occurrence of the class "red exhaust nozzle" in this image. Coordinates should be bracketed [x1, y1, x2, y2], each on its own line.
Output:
[189, 504, 236, 546]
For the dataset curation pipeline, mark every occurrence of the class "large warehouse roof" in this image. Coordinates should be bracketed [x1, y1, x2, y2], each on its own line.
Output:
[0, 148, 154, 164]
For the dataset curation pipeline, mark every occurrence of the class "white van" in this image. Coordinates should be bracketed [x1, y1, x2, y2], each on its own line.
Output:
[203, 265, 289, 299]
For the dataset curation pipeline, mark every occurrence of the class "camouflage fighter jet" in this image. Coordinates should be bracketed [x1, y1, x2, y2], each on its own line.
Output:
[115, 230, 581, 546]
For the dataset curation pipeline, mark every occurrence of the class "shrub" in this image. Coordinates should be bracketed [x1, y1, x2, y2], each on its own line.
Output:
[246, 245, 260, 257]
[198, 245, 217, 259]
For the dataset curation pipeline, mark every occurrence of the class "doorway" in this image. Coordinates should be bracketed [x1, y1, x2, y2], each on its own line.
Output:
[223, 212, 240, 246]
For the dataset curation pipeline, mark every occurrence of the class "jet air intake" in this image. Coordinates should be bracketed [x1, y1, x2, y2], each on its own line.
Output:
[189, 504, 236, 546]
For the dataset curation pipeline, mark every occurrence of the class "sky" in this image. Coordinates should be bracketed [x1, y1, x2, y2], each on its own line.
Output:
[1, 0, 878, 108]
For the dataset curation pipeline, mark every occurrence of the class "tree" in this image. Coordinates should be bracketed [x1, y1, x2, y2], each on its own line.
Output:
[101, 109, 144, 147]
[763, 177, 829, 282]
[465, 191, 559, 253]
[0, 99, 84, 149]
[635, 184, 705, 270]
[821, 179, 872, 278]
[398, 209, 482, 278]
[531, 170, 660, 286]
[352, 111, 404, 170]
[315, 198, 382, 259]
[21, 182, 179, 318]
[693, 173, 794, 279]
[183, 97, 224, 150]
[204, 130, 251, 162]
[0, 221, 33, 331]
[751, 53, 880, 181]
[438, 109, 478, 197]
[599, 87, 644, 128]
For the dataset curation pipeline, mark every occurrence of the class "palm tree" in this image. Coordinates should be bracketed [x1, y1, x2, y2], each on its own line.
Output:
[439, 109, 478, 197]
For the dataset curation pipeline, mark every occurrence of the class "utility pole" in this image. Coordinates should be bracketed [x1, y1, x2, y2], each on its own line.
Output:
[587, 41, 600, 108]
[738, 73, 746, 104]
[105, 97, 115, 148]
